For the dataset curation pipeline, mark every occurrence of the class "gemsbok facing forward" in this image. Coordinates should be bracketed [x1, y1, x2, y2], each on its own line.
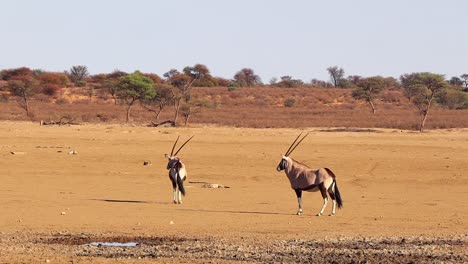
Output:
[276, 132, 343, 216]
[165, 135, 194, 204]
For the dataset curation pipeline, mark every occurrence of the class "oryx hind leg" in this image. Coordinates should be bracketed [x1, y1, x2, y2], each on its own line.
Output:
[327, 180, 337, 216]
[173, 188, 177, 204]
[171, 177, 177, 204]
[317, 184, 328, 216]
[177, 188, 182, 204]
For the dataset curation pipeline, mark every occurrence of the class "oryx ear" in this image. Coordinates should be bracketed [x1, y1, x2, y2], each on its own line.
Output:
[164, 153, 169, 158]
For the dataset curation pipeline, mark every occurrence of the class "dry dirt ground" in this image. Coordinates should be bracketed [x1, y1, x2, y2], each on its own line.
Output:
[0, 121, 466, 263]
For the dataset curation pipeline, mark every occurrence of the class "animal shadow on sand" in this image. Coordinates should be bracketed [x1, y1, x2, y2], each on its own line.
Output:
[176, 208, 293, 216]
[91, 199, 171, 205]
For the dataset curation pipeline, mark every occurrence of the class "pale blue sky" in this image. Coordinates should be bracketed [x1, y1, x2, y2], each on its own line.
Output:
[1, 0, 466, 82]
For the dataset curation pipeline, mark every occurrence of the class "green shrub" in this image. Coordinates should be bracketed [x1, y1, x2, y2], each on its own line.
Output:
[75, 80, 87, 87]
[284, 98, 296, 107]
[42, 84, 61, 96]
[437, 89, 467, 109]
[55, 98, 69, 105]
[227, 83, 238, 92]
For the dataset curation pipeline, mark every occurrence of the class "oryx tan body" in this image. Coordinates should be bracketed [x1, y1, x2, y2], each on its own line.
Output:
[277, 132, 343, 216]
[283, 158, 333, 190]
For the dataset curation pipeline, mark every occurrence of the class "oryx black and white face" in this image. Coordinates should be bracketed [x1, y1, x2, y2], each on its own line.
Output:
[277, 132, 309, 173]
[277, 156, 288, 171]
[166, 155, 180, 170]
[166, 135, 194, 170]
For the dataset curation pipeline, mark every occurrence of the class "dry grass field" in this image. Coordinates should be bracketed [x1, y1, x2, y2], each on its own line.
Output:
[2, 86, 468, 130]
[0, 121, 467, 263]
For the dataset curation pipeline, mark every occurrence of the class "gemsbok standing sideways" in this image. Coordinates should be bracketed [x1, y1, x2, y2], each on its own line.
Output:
[165, 135, 194, 204]
[276, 132, 343, 216]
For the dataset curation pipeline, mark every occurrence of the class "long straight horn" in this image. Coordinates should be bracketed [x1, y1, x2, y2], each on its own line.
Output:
[287, 132, 310, 156]
[174, 135, 195, 156]
[285, 132, 303, 156]
[170, 136, 180, 156]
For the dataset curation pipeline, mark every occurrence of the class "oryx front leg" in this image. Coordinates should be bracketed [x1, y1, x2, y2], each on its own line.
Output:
[295, 189, 303, 215]
[317, 185, 328, 216]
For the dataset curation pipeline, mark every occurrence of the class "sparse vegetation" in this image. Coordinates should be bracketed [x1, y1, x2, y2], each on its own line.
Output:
[400, 73, 448, 132]
[233, 68, 262, 87]
[141, 83, 173, 122]
[68, 65, 89, 86]
[115, 72, 155, 122]
[7, 75, 39, 117]
[273, 76, 304, 88]
[437, 88, 468, 109]
[283, 98, 296, 107]
[352, 77, 386, 114]
[0, 66, 467, 130]
[327, 66, 345, 88]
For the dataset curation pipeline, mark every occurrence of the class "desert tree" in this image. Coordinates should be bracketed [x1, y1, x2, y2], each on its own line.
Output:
[347, 75, 363, 86]
[36, 72, 70, 97]
[101, 79, 119, 104]
[352, 76, 386, 114]
[326, 66, 345, 88]
[184, 64, 217, 87]
[97, 70, 128, 104]
[141, 83, 174, 122]
[164, 70, 186, 123]
[183, 64, 210, 82]
[400, 72, 448, 132]
[68, 65, 89, 86]
[7, 75, 39, 117]
[400, 73, 420, 101]
[233, 68, 262, 87]
[269, 77, 278, 85]
[436, 87, 467, 109]
[164, 66, 200, 124]
[461, 74, 468, 91]
[381, 77, 400, 89]
[310, 78, 331, 88]
[180, 102, 201, 127]
[115, 72, 155, 122]
[142, 73, 164, 86]
[214, 77, 231, 87]
[448, 76, 464, 87]
[274, 76, 304, 88]
[0, 67, 33, 81]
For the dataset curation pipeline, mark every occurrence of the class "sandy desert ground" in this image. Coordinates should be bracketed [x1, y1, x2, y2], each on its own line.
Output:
[0, 121, 467, 263]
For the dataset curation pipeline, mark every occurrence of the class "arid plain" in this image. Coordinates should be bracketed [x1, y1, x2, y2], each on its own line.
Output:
[0, 121, 467, 263]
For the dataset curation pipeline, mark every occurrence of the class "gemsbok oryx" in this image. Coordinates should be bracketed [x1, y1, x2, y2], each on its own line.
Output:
[276, 132, 343, 216]
[165, 135, 194, 204]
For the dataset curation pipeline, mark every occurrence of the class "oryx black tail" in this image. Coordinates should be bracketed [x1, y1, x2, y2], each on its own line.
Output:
[334, 180, 343, 208]
[325, 167, 343, 209]
[176, 174, 186, 196]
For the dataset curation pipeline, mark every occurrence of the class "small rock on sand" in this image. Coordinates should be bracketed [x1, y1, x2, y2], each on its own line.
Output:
[201, 183, 230, 188]
[10, 151, 26, 155]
